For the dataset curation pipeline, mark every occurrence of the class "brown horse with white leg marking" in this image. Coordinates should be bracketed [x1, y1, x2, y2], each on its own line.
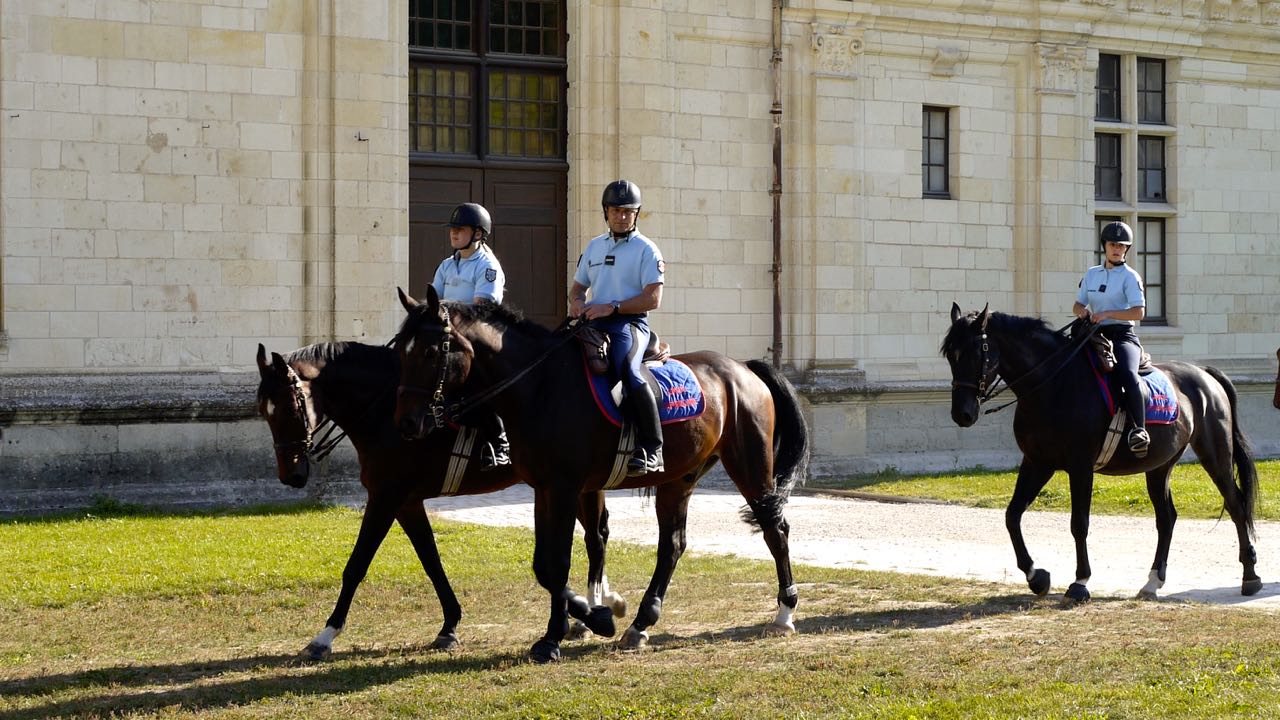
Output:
[392, 287, 810, 663]
[256, 341, 623, 660]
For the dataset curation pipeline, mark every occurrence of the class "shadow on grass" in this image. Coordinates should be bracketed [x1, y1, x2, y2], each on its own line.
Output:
[0, 643, 530, 720]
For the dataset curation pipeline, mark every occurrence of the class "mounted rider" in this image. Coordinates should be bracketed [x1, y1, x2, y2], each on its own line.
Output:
[1073, 220, 1149, 458]
[431, 202, 510, 471]
[569, 180, 666, 476]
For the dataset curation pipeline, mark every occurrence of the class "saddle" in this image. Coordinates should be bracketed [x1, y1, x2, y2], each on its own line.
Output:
[578, 326, 671, 375]
[1088, 333, 1153, 375]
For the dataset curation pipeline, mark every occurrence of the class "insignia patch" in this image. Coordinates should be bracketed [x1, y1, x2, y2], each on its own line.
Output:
[656, 259, 665, 274]
[604, 255, 616, 266]
[485, 268, 497, 282]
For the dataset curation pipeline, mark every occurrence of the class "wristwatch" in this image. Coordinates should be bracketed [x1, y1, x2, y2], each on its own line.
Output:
[611, 301, 622, 314]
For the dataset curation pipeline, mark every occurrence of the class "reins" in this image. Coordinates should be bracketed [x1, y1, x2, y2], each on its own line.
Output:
[977, 320, 1101, 415]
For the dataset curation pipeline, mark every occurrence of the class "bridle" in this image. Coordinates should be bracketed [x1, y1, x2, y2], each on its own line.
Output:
[275, 364, 345, 462]
[951, 330, 1001, 404]
[396, 310, 453, 432]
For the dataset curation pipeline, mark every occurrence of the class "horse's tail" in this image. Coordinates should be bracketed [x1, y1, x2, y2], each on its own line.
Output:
[1204, 365, 1258, 539]
[738, 360, 811, 528]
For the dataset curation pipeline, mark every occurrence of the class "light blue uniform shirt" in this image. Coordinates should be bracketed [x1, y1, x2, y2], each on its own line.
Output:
[573, 230, 665, 307]
[431, 244, 504, 303]
[1077, 262, 1144, 327]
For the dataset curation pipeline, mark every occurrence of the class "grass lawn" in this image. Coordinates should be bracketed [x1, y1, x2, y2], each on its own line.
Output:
[810, 459, 1280, 521]
[2, 503, 1280, 718]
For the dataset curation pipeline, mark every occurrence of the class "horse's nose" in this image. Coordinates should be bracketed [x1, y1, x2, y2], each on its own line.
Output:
[283, 456, 310, 488]
[951, 406, 976, 428]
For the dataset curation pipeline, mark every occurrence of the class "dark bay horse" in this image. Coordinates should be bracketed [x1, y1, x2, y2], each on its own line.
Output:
[255, 342, 623, 660]
[942, 303, 1260, 601]
[1273, 346, 1279, 410]
[392, 287, 810, 663]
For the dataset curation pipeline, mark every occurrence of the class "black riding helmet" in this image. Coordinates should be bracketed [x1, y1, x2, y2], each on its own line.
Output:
[1100, 220, 1133, 246]
[601, 180, 642, 210]
[445, 202, 492, 238]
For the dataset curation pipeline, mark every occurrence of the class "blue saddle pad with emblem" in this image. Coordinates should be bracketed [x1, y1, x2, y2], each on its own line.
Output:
[1086, 350, 1179, 425]
[585, 357, 706, 428]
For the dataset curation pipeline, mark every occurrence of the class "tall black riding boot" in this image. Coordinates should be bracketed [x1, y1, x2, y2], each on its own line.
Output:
[626, 384, 664, 476]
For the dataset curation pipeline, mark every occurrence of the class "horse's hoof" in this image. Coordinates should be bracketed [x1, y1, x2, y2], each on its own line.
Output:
[529, 639, 561, 664]
[585, 605, 617, 638]
[1028, 568, 1051, 596]
[1242, 578, 1264, 596]
[430, 633, 460, 651]
[617, 627, 649, 652]
[763, 621, 795, 637]
[565, 620, 590, 641]
[1136, 589, 1159, 601]
[302, 642, 331, 662]
[1064, 582, 1091, 604]
[605, 591, 628, 618]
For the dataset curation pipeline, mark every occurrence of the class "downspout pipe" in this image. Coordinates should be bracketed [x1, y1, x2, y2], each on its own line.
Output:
[770, 0, 784, 369]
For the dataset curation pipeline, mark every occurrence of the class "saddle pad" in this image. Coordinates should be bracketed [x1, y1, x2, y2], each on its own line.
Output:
[586, 357, 706, 428]
[1086, 350, 1180, 425]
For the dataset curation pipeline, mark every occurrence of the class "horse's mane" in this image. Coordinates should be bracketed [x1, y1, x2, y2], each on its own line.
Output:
[397, 300, 557, 343]
[284, 341, 398, 389]
[941, 311, 1064, 356]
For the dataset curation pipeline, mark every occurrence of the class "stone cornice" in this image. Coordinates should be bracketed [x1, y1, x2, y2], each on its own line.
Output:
[0, 372, 258, 426]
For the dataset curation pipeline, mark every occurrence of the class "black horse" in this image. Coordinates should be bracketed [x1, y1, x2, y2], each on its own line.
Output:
[392, 288, 810, 663]
[255, 342, 624, 660]
[942, 303, 1261, 601]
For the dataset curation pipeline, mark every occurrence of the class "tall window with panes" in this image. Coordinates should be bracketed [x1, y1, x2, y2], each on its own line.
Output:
[1093, 53, 1170, 324]
[409, 1, 566, 160]
[922, 106, 950, 199]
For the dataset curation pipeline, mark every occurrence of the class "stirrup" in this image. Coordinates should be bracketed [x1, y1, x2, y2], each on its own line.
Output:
[627, 447, 663, 476]
[1128, 428, 1150, 458]
[480, 442, 511, 471]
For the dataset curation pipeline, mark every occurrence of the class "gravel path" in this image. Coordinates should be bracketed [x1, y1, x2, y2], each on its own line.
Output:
[430, 485, 1280, 608]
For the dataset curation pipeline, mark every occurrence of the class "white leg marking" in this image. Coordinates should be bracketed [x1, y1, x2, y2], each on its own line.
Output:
[265, 399, 275, 418]
[1073, 577, 1089, 587]
[311, 625, 341, 649]
[587, 581, 603, 607]
[771, 601, 796, 634]
[1025, 564, 1037, 582]
[1140, 569, 1164, 596]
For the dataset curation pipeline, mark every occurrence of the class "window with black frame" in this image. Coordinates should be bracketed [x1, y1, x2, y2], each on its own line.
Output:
[1138, 135, 1165, 201]
[1137, 57, 1165, 124]
[922, 106, 950, 198]
[409, 0, 565, 160]
[1136, 217, 1166, 323]
[1096, 53, 1121, 121]
[1095, 133, 1122, 201]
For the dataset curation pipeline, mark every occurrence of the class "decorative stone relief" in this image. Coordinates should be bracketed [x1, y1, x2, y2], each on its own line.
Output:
[810, 24, 864, 78]
[1232, 0, 1259, 22]
[1184, 0, 1205, 17]
[1263, 1, 1280, 24]
[1128, 0, 1147, 11]
[1035, 43, 1086, 95]
[931, 46, 965, 77]
[1208, 0, 1230, 20]
[1152, 0, 1177, 14]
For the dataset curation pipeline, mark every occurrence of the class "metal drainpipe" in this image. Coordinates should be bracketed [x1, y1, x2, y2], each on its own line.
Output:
[769, 0, 784, 369]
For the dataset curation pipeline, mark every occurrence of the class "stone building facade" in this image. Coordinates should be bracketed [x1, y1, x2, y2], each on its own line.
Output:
[2, 0, 1279, 511]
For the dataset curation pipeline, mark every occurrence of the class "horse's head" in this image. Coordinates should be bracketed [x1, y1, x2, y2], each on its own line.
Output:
[393, 286, 475, 440]
[941, 302, 1000, 427]
[255, 343, 321, 488]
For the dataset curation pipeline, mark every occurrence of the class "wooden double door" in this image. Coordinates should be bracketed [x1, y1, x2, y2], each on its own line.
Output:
[409, 164, 567, 329]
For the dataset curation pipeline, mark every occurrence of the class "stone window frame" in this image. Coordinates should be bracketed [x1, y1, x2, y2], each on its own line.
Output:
[1093, 53, 1175, 326]
[921, 105, 951, 199]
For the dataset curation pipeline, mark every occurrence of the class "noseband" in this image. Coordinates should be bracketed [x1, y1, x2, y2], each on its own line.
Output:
[275, 364, 344, 462]
[396, 311, 453, 431]
[951, 331, 1001, 403]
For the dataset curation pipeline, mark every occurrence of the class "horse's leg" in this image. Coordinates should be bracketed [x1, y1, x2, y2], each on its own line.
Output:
[1064, 469, 1096, 603]
[395, 499, 462, 650]
[305, 491, 400, 661]
[1192, 416, 1263, 596]
[567, 491, 626, 641]
[619, 481, 695, 651]
[1138, 461, 1178, 600]
[528, 485, 589, 664]
[1006, 459, 1056, 596]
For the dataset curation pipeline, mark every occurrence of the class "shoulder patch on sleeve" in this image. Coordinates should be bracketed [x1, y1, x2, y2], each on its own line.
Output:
[485, 268, 497, 282]
[657, 259, 665, 274]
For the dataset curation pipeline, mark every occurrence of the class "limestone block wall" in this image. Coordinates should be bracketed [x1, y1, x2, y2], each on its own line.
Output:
[0, 0, 407, 373]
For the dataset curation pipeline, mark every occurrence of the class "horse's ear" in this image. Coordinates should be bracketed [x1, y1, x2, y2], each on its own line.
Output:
[397, 286, 420, 312]
[256, 343, 270, 378]
[978, 303, 991, 331]
[425, 284, 440, 310]
[270, 352, 289, 377]
[950, 302, 962, 324]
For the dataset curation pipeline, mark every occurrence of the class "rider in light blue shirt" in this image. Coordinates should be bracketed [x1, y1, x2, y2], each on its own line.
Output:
[569, 180, 666, 476]
[1074, 220, 1149, 457]
[430, 202, 510, 470]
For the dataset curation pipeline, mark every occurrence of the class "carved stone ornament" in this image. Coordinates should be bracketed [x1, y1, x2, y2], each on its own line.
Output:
[1184, 0, 1205, 17]
[1152, 0, 1178, 15]
[810, 24, 864, 78]
[932, 46, 965, 77]
[1128, 0, 1147, 11]
[1209, 0, 1231, 20]
[1035, 43, 1085, 95]
[1263, 1, 1280, 25]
